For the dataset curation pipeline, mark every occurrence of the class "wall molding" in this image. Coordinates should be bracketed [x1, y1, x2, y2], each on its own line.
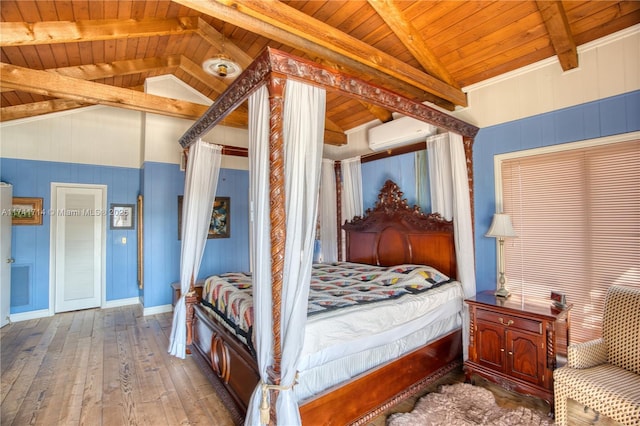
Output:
[143, 304, 173, 316]
[8, 309, 51, 323]
[104, 297, 141, 309]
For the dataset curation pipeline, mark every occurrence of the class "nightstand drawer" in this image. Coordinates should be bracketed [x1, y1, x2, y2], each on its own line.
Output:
[477, 309, 542, 335]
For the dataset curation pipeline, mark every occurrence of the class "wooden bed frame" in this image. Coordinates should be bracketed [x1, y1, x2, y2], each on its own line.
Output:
[185, 179, 462, 425]
[178, 47, 478, 425]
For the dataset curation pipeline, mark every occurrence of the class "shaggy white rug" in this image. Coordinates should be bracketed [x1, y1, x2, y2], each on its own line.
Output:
[386, 383, 554, 426]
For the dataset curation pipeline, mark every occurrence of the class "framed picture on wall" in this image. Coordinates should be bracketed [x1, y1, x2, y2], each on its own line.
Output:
[11, 197, 43, 225]
[110, 204, 135, 230]
[178, 196, 230, 239]
[209, 197, 230, 238]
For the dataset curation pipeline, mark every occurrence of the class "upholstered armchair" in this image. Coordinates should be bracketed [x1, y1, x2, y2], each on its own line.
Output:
[553, 285, 640, 425]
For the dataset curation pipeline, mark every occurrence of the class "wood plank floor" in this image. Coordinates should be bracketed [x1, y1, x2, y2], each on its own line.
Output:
[1, 306, 235, 426]
[1, 305, 619, 425]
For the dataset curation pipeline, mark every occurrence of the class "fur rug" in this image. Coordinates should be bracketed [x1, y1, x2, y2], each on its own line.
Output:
[386, 383, 554, 426]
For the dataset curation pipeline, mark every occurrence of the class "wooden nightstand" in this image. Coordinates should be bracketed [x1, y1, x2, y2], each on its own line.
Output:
[464, 291, 571, 413]
[171, 280, 204, 307]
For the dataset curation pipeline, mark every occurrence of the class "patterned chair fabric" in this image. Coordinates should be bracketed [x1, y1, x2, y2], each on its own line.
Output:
[554, 285, 640, 426]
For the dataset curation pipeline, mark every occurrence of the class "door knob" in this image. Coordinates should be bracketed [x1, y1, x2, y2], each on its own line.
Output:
[6, 258, 14, 263]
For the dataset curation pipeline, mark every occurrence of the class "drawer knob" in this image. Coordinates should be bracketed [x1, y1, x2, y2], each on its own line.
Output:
[499, 317, 514, 326]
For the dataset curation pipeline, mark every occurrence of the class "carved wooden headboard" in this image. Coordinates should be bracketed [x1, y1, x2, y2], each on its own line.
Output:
[343, 180, 457, 280]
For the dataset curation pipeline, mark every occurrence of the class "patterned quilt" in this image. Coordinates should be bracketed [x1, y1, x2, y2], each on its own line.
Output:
[200, 262, 451, 354]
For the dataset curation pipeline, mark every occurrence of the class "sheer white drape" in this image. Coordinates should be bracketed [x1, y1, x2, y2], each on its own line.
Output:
[427, 132, 476, 360]
[415, 149, 430, 211]
[168, 138, 222, 359]
[340, 157, 363, 261]
[319, 159, 337, 263]
[427, 136, 454, 217]
[245, 80, 326, 425]
[246, 85, 272, 425]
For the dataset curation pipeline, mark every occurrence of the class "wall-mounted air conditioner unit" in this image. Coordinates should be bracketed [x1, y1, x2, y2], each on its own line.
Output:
[368, 116, 437, 152]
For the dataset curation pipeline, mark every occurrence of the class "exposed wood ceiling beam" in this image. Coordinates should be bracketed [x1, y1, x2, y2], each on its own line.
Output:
[0, 17, 199, 46]
[536, 1, 578, 71]
[172, 0, 463, 109]
[367, 0, 459, 88]
[0, 99, 90, 122]
[0, 55, 180, 94]
[49, 55, 181, 80]
[0, 62, 219, 121]
[362, 103, 394, 124]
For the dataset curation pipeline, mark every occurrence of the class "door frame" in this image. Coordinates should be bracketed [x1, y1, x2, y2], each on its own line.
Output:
[49, 183, 107, 315]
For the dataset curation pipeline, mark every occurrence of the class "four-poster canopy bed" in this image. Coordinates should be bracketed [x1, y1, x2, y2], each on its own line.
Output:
[175, 47, 479, 425]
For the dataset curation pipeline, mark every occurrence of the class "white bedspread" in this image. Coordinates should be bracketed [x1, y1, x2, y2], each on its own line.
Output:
[299, 280, 463, 370]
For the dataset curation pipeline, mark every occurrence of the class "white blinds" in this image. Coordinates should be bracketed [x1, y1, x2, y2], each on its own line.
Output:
[501, 139, 640, 343]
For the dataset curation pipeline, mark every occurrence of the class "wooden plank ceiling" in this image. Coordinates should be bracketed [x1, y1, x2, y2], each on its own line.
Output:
[1, 1, 638, 145]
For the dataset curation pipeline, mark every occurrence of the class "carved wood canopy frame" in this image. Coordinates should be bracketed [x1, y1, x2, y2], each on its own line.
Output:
[178, 46, 479, 421]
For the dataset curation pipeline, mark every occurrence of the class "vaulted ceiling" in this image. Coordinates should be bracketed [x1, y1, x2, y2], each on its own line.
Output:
[1, 1, 638, 145]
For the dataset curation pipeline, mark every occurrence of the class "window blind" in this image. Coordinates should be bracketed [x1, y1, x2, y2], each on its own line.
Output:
[501, 139, 640, 343]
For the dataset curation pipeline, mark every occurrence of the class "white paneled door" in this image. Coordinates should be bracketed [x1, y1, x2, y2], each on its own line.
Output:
[52, 184, 106, 313]
[1, 183, 13, 327]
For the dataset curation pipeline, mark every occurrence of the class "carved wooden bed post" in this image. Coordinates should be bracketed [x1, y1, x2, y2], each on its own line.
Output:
[267, 72, 286, 424]
[334, 161, 342, 261]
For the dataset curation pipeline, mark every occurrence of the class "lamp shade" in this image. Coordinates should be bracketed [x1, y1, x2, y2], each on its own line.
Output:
[485, 213, 517, 238]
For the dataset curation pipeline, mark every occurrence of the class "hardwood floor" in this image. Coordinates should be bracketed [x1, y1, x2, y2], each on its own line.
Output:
[1, 306, 235, 426]
[2, 306, 619, 426]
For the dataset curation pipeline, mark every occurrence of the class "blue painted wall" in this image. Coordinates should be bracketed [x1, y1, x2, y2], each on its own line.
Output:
[473, 90, 640, 292]
[0, 158, 250, 313]
[1, 158, 140, 313]
[141, 162, 250, 308]
[362, 151, 431, 212]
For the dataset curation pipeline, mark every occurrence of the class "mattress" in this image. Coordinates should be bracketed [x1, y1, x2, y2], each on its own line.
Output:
[295, 311, 461, 401]
[199, 262, 463, 367]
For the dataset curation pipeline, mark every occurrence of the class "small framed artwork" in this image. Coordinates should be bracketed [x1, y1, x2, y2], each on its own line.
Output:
[178, 196, 230, 239]
[210, 197, 230, 239]
[110, 203, 135, 230]
[12, 197, 43, 225]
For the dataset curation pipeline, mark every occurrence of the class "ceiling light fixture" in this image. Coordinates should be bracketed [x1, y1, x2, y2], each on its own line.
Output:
[203, 54, 242, 78]
[202, 25, 242, 79]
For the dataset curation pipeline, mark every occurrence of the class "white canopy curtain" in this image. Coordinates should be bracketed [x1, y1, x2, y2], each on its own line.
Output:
[340, 156, 363, 261]
[168, 138, 222, 359]
[427, 132, 476, 360]
[319, 159, 338, 263]
[245, 80, 326, 425]
[415, 149, 430, 211]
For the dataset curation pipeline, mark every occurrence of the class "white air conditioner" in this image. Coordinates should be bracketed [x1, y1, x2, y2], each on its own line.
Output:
[367, 116, 437, 152]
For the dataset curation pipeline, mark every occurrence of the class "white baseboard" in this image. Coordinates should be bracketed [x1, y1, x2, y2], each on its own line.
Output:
[103, 297, 141, 309]
[7, 299, 170, 323]
[9, 309, 52, 323]
[143, 304, 173, 316]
